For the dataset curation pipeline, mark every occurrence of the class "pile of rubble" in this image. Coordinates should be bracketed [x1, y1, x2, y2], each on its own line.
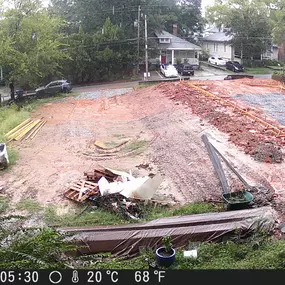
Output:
[156, 82, 284, 163]
[64, 167, 163, 219]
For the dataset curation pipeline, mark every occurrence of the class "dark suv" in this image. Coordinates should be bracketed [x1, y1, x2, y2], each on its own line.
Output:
[176, 64, 194, 76]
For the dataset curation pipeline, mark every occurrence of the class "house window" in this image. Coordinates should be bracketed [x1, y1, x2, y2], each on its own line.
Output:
[224, 43, 226, 52]
[214, 43, 218, 52]
[159, 38, 170, 43]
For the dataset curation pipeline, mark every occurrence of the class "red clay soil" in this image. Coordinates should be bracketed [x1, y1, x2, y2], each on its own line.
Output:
[2, 79, 285, 210]
[156, 81, 285, 163]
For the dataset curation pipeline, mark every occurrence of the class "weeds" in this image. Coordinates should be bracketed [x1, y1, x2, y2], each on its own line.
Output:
[0, 197, 9, 214]
[16, 199, 43, 213]
[134, 83, 158, 89]
[113, 134, 127, 139]
[80, 236, 285, 270]
[144, 202, 220, 221]
[123, 140, 148, 153]
[44, 206, 125, 227]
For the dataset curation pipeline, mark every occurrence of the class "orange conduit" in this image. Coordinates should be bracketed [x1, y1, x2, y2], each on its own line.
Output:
[180, 81, 285, 138]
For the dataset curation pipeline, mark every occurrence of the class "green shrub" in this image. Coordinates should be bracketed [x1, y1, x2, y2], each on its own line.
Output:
[263, 59, 283, 66]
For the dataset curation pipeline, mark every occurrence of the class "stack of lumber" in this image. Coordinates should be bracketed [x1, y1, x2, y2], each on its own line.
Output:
[6, 118, 47, 142]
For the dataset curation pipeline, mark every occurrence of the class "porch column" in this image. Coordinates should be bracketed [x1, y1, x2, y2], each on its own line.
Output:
[171, 49, 174, 64]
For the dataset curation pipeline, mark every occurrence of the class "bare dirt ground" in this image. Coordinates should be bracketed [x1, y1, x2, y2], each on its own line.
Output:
[1, 79, 285, 215]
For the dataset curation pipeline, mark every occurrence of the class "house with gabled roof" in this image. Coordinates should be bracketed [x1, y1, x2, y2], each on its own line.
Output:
[201, 25, 279, 61]
[153, 30, 202, 67]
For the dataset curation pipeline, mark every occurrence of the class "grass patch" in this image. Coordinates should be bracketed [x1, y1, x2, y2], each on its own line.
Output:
[244, 67, 273, 74]
[134, 83, 158, 89]
[144, 202, 221, 221]
[122, 140, 149, 153]
[43, 202, 220, 227]
[104, 141, 120, 148]
[44, 205, 126, 227]
[0, 105, 30, 143]
[79, 234, 285, 269]
[16, 198, 43, 213]
[0, 196, 9, 214]
[0, 93, 79, 172]
[266, 66, 284, 70]
[113, 134, 127, 139]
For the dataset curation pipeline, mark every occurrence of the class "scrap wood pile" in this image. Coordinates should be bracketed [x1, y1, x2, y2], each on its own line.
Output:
[64, 167, 164, 220]
[5, 118, 47, 142]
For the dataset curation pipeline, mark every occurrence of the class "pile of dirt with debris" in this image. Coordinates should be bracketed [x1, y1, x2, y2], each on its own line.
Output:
[249, 186, 275, 207]
[252, 142, 283, 163]
[155, 82, 285, 163]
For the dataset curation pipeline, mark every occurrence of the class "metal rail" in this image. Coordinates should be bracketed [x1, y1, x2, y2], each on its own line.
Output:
[202, 134, 230, 194]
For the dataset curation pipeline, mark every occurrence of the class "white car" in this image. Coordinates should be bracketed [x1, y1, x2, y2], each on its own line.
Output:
[208, 56, 227, 66]
[160, 64, 178, 77]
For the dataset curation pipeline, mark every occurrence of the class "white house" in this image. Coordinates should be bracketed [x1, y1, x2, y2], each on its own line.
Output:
[154, 30, 202, 66]
[202, 31, 233, 60]
[201, 26, 279, 61]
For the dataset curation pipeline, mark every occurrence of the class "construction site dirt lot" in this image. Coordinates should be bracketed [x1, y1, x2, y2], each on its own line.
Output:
[1, 78, 285, 215]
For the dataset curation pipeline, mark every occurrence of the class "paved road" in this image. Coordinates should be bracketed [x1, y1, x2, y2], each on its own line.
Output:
[0, 67, 274, 103]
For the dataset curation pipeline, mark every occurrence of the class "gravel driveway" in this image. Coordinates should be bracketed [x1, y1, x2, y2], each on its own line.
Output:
[233, 93, 285, 125]
[75, 88, 133, 100]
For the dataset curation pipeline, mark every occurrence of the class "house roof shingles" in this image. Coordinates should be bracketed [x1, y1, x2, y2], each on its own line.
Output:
[155, 30, 202, 51]
[202, 32, 232, 42]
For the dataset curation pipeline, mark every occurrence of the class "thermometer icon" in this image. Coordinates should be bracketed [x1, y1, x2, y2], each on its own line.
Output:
[72, 270, 79, 283]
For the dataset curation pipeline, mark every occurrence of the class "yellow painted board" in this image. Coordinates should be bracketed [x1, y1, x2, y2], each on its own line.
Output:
[24, 120, 43, 140]
[5, 119, 31, 137]
[7, 120, 35, 140]
[15, 120, 41, 141]
[30, 120, 46, 139]
[5, 118, 31, 136]
[15, 122, 40, 141]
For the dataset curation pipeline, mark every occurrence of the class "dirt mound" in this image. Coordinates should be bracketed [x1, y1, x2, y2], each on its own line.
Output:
[252, 142, 283, 163]
[156, 82, 285, 163]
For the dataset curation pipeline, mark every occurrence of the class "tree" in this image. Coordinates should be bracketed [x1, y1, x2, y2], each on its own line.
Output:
[206, 0, 272, 63]
[0, 0, 68, 88]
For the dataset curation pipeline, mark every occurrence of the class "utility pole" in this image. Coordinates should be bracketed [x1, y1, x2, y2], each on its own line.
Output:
[144, 13, 149, 79]
[137, 5, 141, 74]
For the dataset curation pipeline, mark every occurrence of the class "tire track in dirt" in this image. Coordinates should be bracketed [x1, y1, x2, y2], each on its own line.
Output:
[141, 109, 222, 203]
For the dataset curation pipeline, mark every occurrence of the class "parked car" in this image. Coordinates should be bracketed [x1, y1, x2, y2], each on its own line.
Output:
[35, 80, 72, 97]
[176, 63, 194, 76]
[208, 56, 227, 66]
[160, 64, 178, 77]
[225, 61, 244, 72]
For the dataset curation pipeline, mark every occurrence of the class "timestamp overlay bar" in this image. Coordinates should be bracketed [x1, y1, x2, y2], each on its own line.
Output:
[0, 270, 277, 285]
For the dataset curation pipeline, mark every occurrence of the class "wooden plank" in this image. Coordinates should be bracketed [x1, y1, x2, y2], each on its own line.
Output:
[30, 120, 46, 139]
[5, 119, 31, 137]
[8, 120, 35, 140]
[25, 120, 44, 140]
[15, 120, 41, 141]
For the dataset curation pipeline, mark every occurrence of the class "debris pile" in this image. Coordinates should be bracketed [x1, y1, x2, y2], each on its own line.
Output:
[64, 167, 163, 219]
[252, 142, 283, 163]
[5, 118, 47, 142]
